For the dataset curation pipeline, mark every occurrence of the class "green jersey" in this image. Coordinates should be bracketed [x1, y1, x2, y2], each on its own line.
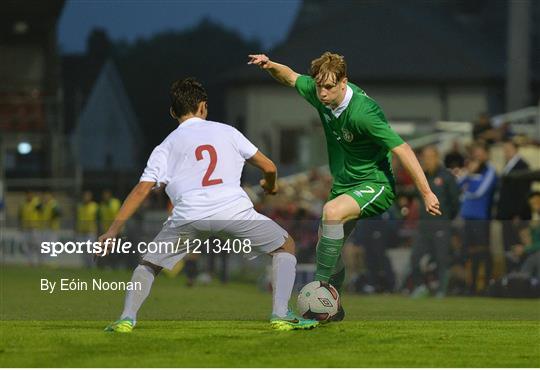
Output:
[295, 75, 404, 193]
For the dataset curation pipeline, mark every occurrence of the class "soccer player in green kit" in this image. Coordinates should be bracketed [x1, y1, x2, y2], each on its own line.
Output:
[248, 52, 442, 321]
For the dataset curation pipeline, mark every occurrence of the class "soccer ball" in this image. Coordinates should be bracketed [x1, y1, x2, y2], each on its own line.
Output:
[297, 281, 340, 321]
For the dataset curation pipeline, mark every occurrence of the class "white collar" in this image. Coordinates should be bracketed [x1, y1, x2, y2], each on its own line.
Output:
[179, 117, 204, 128]
[326, 85, 353, 118]
[503, 154, 521, 175]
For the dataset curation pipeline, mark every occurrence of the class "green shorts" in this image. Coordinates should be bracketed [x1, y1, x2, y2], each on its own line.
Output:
[329, 182, 396, 219]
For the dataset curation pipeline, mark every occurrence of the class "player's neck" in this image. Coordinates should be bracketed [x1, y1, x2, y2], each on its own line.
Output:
[178, 113, 205, 125]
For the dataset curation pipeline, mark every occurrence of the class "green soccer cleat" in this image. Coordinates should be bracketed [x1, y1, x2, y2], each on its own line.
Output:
[104, 318, 135, 333]
[270, 311, 319, 331]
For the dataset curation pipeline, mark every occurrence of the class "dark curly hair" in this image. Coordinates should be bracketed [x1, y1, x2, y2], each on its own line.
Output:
[169, 77, 208, 118]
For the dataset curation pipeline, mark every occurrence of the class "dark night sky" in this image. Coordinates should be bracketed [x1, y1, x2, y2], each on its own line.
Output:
[58, 0, 302, 53]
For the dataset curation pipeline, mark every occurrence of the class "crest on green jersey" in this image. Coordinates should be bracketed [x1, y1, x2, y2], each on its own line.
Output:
[342, 128, 354, 142]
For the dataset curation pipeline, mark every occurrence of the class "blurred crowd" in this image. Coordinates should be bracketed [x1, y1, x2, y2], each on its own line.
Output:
[17, 189, 132, 268]
[13, 114, 540, 297]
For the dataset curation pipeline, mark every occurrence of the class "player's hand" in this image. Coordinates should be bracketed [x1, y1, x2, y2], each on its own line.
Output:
[248, 54, 271, 69]
[97, 231, 117, 256]
[423, 192, 442, 216]
[260, 179, 278, 195]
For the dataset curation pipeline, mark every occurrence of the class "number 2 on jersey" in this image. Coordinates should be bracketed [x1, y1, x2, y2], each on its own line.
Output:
[195, 145, 223, 186]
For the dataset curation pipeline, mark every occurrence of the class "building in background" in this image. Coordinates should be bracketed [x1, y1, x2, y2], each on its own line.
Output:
[0, 0, 65, 182]
[1, 7, 141, 227]
[63, 29, 143, 192]
[71, 60, 143, 189]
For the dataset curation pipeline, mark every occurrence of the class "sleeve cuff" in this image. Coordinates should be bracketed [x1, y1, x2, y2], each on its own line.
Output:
[246, 146, 258, 159]
[139, 176, 158, 183]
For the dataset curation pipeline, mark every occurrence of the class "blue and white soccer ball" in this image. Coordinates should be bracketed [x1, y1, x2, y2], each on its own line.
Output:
[297, 281, 340, 321]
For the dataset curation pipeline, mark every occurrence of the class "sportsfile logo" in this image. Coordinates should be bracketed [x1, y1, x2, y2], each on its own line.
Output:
[40, 238, 252, 257]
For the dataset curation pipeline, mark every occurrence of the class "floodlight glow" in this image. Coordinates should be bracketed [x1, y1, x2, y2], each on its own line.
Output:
[17, 142, 32, 155]
[13, 21, 28, 34]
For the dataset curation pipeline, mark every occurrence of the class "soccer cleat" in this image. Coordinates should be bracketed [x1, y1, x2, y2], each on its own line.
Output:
[328, 304, 345, 322]
[104, 318, 135, 333]
[270, 310, 319, 331]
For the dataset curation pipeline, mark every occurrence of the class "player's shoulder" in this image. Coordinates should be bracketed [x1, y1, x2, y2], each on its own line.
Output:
[200, 120, 243, 137]
[295, 74, 317, 93]
[348, 82, 377, 107]
[205, 119, 236, 129]
[173, 119, 236, 136]
[348, 83, 382, 117]
[296, 74, 315, 85]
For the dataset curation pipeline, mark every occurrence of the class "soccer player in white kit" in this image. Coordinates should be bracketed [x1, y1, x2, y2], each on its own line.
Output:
[100, 78, 318, 332]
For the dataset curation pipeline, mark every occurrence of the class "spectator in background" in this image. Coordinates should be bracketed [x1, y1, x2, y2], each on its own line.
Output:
[41, 191, 62, 246]
[497, 121, 515, 142]
[393, 156, 415, 194]
[347, 212, 398, 293]
[507, 192, 540, 277]
[19, 190, 42, 265]
[444, 140, 465, 172]
[519, 192, 540, 278]
[395, 193, 420, 239]
[410, 146, 461, 298]
[98, 190, 122, 269]
[76, 191, 99, 267]
[458, 141, 498, 294]
[99, 190, 121, 234]
[472, 113, 498, 145]
[495, 140, 530, 252]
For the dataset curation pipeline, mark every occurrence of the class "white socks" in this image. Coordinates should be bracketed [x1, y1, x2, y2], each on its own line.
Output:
[120, 255, 297, 322]
[322, 223, 345, 239]
[272, 252, 297, 317]
[120, 264, 156, 323]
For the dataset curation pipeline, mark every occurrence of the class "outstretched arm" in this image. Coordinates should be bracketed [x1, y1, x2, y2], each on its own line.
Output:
[392, 143, 442, 216]
[98, 181, 155, 244]
[247, 150, 278, 195]
[248, 54, 300, 87]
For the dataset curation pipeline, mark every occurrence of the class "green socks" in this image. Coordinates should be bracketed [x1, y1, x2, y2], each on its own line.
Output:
[315, 236, 344, 281]
[329, 267, 346, 293]
[315, 223, 345, 282]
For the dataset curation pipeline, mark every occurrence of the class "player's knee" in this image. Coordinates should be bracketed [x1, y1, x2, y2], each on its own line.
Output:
[273, 235, 295, 256]
[284, 236, 296, 255]
[322, 202, 343, 222]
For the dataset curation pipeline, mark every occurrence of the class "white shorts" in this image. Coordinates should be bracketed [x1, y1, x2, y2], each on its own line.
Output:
[142, 207, 288, 270]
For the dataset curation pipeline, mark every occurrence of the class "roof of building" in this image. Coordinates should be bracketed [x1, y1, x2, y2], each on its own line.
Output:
[61, 54, 104, 134]
[72, 60, 143, 171]
[227, 0, 539, 84]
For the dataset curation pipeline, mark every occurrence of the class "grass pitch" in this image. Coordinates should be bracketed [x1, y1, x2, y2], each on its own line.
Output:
[1, 265, 539, 367]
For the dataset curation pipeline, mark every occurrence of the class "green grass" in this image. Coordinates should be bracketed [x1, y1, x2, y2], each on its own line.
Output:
[1, 266, 540, 367]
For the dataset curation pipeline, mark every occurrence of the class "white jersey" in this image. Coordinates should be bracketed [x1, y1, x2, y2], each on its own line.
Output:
[140, 117, 258, 221]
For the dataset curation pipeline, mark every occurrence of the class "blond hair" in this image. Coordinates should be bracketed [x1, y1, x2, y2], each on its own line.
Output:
[310, 52, 347, 84]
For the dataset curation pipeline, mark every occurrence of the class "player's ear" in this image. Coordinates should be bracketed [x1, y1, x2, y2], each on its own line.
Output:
[169, 107, 178, 120]
[341, 77, 348, 89]
[197, 101, 207, 117]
